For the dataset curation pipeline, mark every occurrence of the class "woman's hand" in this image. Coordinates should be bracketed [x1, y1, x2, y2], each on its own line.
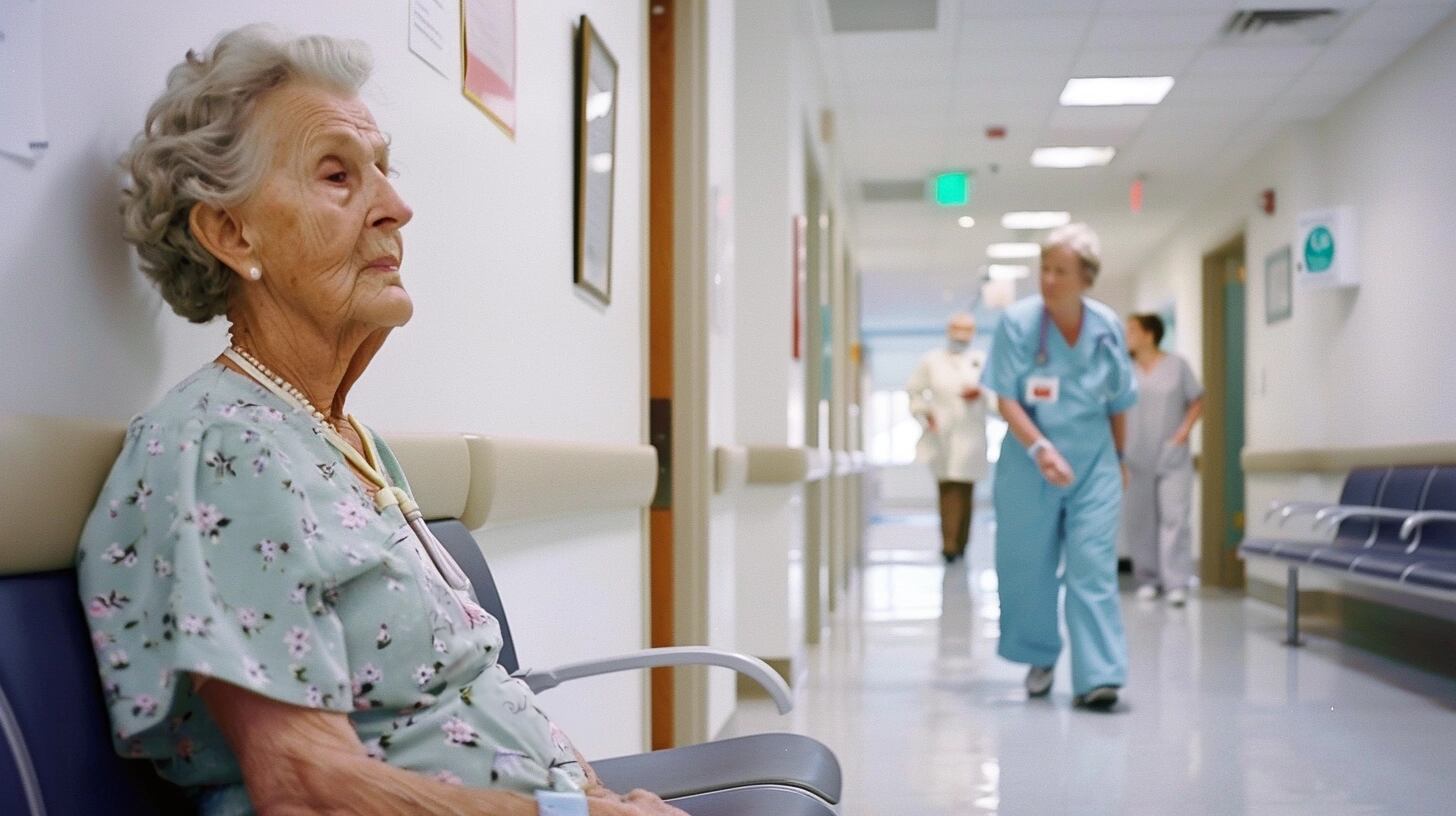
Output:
[587, 788, 689, 815]
[1034, 443, 1075, 487]
[960, 385, 982, 401]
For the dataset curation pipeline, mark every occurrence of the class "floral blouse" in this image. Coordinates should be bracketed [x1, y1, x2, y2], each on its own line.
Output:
[76, 364, 586, 814]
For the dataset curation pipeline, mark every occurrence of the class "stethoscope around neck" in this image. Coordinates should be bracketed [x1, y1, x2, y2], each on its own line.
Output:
[1032, 307, 1128, 399]
[221, 349, 472, 591]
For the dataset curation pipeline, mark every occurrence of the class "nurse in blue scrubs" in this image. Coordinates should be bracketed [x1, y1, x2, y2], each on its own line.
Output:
[982, 223, 1137, 710]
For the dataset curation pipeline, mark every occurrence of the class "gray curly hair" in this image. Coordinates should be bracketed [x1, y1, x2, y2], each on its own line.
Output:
[120, 25, 373, 323]
[1043, 222, 1102, 285]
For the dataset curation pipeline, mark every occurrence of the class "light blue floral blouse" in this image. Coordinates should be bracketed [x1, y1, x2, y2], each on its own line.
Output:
[76, 364, 586, 813]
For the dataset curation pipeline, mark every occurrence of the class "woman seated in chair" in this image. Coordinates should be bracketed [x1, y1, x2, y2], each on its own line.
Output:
[77, 24, 684, 816]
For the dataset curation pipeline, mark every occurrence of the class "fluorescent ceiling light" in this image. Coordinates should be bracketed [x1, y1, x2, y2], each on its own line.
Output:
[1060, 76, 1174, 106]
[988, 264, 1031, 281]
[1001, 211, 1071, 230]
[987, 243, 1041, 259]
[1031, 146, 1116, 168]
[957, 216, 976, 228]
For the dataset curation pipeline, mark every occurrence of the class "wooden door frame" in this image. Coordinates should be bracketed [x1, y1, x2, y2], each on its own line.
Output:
[1200, 233, 1248, 589]
[648, 0, 712, 750]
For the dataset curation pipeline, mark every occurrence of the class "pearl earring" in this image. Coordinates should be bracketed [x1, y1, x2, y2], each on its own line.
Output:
[247, 266, 262, 281]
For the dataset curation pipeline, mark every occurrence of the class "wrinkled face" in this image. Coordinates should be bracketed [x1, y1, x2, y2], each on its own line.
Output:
[235, 83, 414, 333]
[1039, 244, 1089, 305]
[947, 317, 976, 344]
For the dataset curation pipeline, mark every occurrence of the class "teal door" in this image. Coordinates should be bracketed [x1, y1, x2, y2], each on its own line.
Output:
[1222, 258, 1246, 551]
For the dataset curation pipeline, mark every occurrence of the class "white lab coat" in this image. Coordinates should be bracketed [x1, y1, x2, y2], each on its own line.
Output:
[907, 347, 990, 483]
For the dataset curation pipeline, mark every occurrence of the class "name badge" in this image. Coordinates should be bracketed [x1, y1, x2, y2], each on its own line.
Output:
[1025, 376, 1059, 404]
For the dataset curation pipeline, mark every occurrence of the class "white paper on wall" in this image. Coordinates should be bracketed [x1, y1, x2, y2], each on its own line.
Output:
[0, 0, 47, 163]
[408, 0, 455, 79]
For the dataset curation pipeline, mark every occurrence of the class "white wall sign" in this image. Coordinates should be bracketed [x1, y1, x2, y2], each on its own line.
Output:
[408, 0, 456, 79]
[1294, 207, 1358, 289]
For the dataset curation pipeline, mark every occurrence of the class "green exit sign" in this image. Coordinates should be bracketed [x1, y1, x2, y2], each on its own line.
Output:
[932, 172, 971, 206]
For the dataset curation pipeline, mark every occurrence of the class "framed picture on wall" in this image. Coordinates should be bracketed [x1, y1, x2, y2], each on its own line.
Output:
[574, 15, 619, 305]
[792, 215, 807, 358]
[1265, 244, 1292, 324]
[461, 0, 517, 137]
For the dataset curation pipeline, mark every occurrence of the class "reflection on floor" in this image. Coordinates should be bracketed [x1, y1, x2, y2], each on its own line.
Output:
[721, 508, 1456, 815]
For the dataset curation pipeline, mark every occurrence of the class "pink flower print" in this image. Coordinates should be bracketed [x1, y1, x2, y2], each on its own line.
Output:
[431, 770, 463, 785]
[288, 583, 310, 605]
[433, 637, 449, 655]
[146, 438, 164, 456]
[352, 663, 382, 697]
[252, 452, 270, 476]
[255, 538, 290, 567]
[87, 592, 129, 619]
[179, 614, 210, 637]
[237, 607, 268, 636]
[107, 649, 130, 669]
[343, 545, 365, 566]
[414, 664, 437, 688]
[375, 624, 391, 650]
[385, 577, 405, 593]
[490, 750, 533, 777]
[240, 428, 261, 445]
[217, 403, 240, 418]
[335, 499, 370, 531]
[153, 557, 173, 577]
[108, 499, 121, 519]
[178, 440, 194, 453]
[103, 543, 138, 567]
[131, 695, 159, 717]
[188, 503, 229, 540]
[243, 658, 270, 687]
[441, 716, 480, 747]
[92, 630, 112, 651]
[305, 685, 323, 707]
[284, 627, 312, 660]
[461, 600, 491, 629]
[364, 738, 387, 761]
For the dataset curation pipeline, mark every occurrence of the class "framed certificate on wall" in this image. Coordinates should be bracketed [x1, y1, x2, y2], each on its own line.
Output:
[461, 0, 516, 137]
[574, 16, 619, 304]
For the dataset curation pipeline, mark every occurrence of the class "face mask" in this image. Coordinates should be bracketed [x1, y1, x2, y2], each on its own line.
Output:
[947, 338, 970, 353]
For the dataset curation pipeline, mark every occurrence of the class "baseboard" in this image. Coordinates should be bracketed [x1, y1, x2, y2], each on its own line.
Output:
[1247, 576, 1456, 679]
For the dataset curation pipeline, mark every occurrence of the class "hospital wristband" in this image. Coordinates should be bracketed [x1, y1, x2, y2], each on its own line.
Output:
[1028, 438, 1051, 459]
[535, 790, 589, 816]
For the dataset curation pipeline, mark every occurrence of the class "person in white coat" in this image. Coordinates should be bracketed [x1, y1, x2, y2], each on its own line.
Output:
[908, 313, 991, 564]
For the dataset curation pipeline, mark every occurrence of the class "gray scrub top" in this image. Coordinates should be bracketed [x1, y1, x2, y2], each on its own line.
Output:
[76, 364, 586, 814]
[1124, 353, 1203, 471]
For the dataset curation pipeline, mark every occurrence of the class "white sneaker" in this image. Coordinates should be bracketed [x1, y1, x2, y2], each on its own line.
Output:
[1167, 588, 1188, 607]
[1025, 665, 1054, 697]
[1135, 584, 1159, 602]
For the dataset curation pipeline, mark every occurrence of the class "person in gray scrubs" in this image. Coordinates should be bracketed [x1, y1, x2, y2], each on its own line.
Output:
[1122, 314, 1204, 606]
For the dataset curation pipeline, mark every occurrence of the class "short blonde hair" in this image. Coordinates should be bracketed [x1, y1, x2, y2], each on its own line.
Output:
[1043, 222, 1102, 285]
[120, 25, 373, 323]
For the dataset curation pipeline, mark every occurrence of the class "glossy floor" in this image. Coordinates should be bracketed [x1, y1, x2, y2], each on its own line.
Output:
[722, 510, 1456, 815]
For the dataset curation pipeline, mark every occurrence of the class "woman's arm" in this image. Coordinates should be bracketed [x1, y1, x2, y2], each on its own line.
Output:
[1172, 396, 1204, 445]
[200, 679, 679, 816]
[998, 396, 1073, 487]
[1110, 412, 1129, 488]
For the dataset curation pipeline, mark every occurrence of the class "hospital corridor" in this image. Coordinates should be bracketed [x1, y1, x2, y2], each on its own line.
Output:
[4, 1, 1456, 815]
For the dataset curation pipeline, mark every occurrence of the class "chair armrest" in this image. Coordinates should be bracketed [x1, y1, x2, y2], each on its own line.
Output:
[1399, 511, 1456, 541]
[514, 647, 793, 714]
[1265, 500, 1338, 525]
[1313, 506, 1419, 528]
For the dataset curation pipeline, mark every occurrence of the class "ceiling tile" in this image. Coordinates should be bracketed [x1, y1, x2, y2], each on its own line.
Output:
[959, 14, 1093, 53]
[1045, 106, 1154, 145]
[1262, 92, 1346, 121]
[1337, 1, 1456, 43]
[1071, 48, 1200, 76]
[1084, 13, 1228, 48]
[1162, 71, 1288, 102]
[1101, 0, 1237, 11]
[958, 0, 1102, 16]
[1186, 44, 1323, 74]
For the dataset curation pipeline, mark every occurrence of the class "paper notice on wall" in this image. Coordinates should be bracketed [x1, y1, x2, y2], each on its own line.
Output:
[0, 0, 48, 164]
[408, 0, 454, 79]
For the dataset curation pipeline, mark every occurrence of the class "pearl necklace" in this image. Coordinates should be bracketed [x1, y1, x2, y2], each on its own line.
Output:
[225, 335, 336, 429]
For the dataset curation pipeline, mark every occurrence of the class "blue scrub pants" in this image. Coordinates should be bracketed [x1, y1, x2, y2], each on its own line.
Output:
[993, 443, 1128, 695]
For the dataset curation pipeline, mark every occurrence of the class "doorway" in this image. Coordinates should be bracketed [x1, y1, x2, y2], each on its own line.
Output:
[1200, 235, 1247, 589]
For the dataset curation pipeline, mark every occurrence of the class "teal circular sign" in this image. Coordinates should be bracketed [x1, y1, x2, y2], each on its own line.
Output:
[1304, 225, 1335, 273]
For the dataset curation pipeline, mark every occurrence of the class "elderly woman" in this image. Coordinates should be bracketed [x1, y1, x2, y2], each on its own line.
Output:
[77, 26, 683, 816]
[981, 223, 1137, 711]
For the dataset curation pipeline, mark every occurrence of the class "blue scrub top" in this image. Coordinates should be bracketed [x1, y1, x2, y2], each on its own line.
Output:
[984, 296, 1138, 458]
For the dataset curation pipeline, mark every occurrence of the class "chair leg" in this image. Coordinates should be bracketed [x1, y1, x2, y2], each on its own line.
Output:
[1284, 565, 1303, 647]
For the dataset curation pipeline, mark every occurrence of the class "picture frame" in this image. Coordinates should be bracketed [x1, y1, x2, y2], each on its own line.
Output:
[460, 0, 517, 138]
[574, 15, 619, 305]
[1265, 244, 1292, 324]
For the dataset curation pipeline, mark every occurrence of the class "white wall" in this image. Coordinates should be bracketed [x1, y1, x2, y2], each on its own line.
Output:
[0, 0, 649, 758]
[1129, 14, 1456, 587]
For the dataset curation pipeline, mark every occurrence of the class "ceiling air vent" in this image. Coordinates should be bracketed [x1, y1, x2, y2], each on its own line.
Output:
[829, 0, 937, 33]
[861, 180, 926, 204]
[1221, 8, 1347, 44]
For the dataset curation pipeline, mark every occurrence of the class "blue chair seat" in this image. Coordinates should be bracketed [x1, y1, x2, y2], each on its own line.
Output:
[1405, 563, 1456, 592]
[1308, 546, 1366, 570]
[1348, 550, 1420, 581]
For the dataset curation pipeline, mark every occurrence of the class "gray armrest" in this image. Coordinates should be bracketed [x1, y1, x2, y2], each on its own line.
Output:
[1399, 511, 1456, 541]
[515, 647, 793, 714]
[1265, 500, 1338, 525]
[1313, 505, 1419, 528]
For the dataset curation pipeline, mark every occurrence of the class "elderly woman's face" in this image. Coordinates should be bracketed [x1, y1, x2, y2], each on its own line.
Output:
[1039, 244, 1088, 305]
[234, 83, 414, 331]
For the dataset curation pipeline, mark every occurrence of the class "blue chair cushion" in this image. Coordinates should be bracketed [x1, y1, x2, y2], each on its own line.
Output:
[1405, 562, 1456, 592]
[1348, 551, 1419, 581]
